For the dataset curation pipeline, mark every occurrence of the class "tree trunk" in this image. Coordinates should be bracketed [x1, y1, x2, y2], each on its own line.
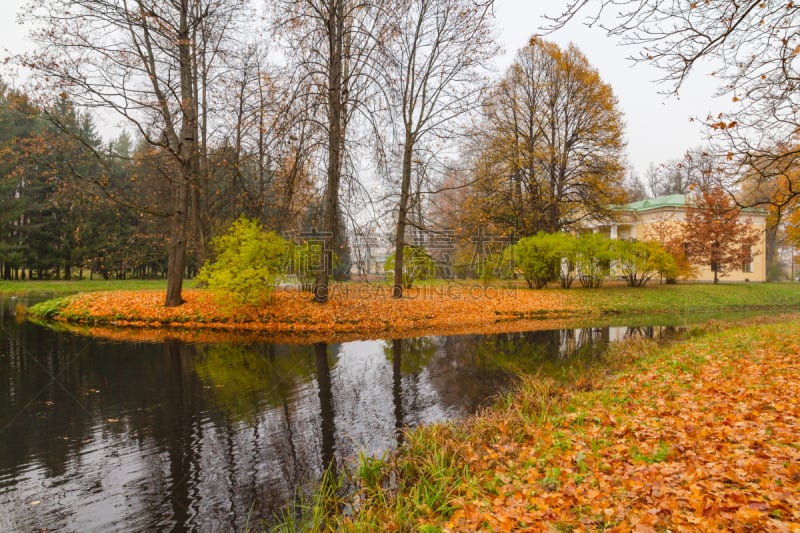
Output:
[165, 0, 198, 308]
[393, 141, 414, 298]
[764, 222, 778, 280]
[191, 23, 211, 270]
[315, 0, 345, 304]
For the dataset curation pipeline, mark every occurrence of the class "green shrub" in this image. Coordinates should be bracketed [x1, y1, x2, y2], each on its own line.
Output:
[575, 233, 612, 288]
[197, 217, 286, 306]
[385, 245, 436, 289]
[613, 239, 678, 287]
[512, 232, 563, 289]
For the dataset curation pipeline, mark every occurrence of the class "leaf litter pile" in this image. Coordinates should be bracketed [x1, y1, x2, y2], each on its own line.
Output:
[387, 319, 799, 532]
[45, 285, 583, 342]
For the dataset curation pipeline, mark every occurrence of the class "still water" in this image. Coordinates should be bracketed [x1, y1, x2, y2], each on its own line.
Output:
[0, 294, 679, 532]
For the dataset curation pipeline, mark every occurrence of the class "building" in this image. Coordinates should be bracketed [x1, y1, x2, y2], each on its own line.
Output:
[591, 193, 768, 282]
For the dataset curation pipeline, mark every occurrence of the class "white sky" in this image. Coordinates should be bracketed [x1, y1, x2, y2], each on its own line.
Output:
[0, 0, 726, 179]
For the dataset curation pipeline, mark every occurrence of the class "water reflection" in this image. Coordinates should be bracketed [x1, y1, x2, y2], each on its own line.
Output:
[0, 294, 682, 532]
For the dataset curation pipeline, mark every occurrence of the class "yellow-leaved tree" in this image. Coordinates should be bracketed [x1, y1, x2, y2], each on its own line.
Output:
[462, 37, 627, 237]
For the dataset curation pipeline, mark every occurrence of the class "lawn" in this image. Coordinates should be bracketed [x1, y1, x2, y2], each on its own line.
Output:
[0, 278, 167, 296]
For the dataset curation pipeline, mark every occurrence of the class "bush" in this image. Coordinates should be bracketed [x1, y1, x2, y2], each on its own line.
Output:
[197, 217, 286, 306]
[613, 239, 678, 287]
[512, 232, 563, 289]
[575, 233, 612, 288]
[385, 245, 436, 289]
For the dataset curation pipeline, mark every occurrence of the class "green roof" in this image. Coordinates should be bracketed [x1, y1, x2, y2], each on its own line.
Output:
[623, 194, 687, 212]
[621, 193, 767, 215]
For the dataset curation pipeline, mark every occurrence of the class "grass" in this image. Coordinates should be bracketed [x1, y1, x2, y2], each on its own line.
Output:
[270, 468, 345, 533]
[0, 279, 167, 296]
[267, 313, 800, 531]
[566, 281, 800, 314]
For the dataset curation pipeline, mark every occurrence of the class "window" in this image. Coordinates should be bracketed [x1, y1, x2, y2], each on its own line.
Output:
[741, 245, 753, 273]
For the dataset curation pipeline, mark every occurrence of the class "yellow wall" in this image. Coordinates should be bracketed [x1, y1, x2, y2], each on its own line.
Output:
[617, 206, 768, 283]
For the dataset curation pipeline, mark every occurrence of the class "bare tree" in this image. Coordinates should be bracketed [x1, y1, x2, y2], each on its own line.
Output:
[649, 146, 718, 198]
[547, 1, 800, 212]
[622, 168, 646, 202]
[20, 0, 243, 306]
[218, 43, 316, 233]
[273, 0, 391, 302]
[386, 0, 497, 298]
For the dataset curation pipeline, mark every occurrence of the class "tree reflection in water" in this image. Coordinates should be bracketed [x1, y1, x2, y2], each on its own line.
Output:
[0, 294, 690, 531]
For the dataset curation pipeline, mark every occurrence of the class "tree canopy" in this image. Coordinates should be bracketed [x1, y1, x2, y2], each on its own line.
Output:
[455, 37, 627, 240]
[549, 0, 800, 213]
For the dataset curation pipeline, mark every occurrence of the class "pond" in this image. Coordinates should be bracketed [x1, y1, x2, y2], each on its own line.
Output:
[0, 293, 687, 532]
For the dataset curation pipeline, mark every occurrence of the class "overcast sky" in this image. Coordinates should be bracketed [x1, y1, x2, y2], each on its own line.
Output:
[0, 0, 726, 180]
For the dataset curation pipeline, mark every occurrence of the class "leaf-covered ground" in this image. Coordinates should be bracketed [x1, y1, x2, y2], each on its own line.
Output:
[361, 318, 800, 532]
[27, 282, 800, 343]
[33, 285, 584, 342]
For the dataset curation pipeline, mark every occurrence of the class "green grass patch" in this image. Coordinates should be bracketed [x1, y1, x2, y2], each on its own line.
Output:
[0, 279, 167, 297]
[26, 296, 71, 319]
[567, 282, 800, 315]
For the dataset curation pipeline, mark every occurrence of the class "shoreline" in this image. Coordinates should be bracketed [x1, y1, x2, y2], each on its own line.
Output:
[24, 282, 800, 344]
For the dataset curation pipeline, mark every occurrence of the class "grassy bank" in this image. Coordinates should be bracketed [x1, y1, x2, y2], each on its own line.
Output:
[0, 279, 166, 296]
[280, 315, 800, 532]
[25, 281, 800, 343]
[567, 282, 800, 315]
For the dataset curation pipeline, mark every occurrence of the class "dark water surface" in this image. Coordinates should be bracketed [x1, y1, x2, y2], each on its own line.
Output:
[0, 294, 684, 532]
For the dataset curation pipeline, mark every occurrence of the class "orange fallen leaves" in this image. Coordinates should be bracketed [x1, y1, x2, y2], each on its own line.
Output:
[433, 321, 800, 532]
[47, 284, 586, 343]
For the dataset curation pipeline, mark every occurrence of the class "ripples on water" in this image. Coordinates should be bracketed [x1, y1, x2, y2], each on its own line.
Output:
[0, 294, 682, 532]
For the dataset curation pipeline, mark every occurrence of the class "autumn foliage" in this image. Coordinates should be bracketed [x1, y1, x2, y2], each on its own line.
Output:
[336, 317, 800, 532]
[36, 284, 583, 343]
[683, 187, 761, 284]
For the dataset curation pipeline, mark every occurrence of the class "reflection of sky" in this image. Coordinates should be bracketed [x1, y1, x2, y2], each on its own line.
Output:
[0, 426, 168, 532]
[0, 295, 706, 533]
[329, 340, 449, 460]
[0, 327, 483, 531]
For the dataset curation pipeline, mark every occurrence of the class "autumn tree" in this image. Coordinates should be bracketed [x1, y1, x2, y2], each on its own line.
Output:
[0, 88, 115, 280]
[548, 0, 800, 213]
[384, 0, 497, 297]
[0, 82, 50, 279]
[21, 0, 243, 306]
[470, 37, 627, 237]
[737, 147, 800, 279]
[683, 187, 761, 284]
[37, 100, 107, 280]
